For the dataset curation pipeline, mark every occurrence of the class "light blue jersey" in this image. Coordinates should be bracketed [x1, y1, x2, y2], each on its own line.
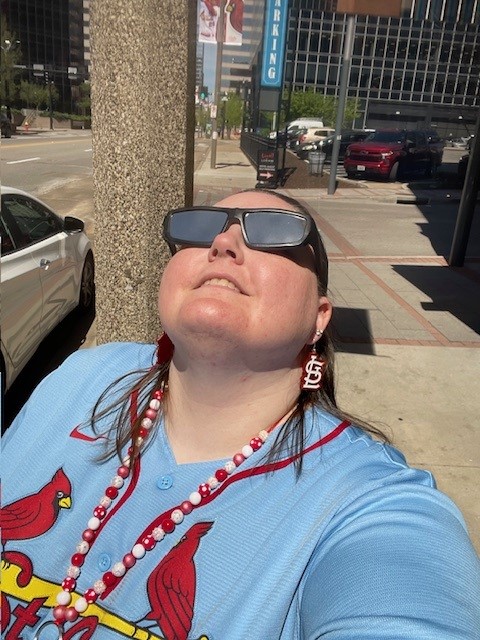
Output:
[2, 343, 479, 639]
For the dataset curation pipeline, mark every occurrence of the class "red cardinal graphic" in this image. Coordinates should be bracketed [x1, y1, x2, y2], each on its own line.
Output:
[1, 468, 72, 546]
[145, 521, 213, 640]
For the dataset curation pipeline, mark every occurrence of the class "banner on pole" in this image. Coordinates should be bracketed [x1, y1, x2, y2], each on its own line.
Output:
[198, 0, 244, 45]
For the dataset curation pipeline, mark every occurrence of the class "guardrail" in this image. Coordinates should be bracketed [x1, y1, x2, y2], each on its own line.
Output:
[240, 131, 278, 168]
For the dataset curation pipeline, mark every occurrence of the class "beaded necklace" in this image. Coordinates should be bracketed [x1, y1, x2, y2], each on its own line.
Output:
[34, 386, 281, 639]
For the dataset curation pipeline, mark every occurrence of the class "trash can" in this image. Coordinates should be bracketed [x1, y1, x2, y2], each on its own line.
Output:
[308, 151, 326, 176]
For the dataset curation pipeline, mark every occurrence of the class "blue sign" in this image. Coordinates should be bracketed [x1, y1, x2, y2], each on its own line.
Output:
[261, 0, 288, 88]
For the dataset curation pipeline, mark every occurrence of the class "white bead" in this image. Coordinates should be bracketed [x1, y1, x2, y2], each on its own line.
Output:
[88, 516, 100, 530]
[135, 437, 144, 447]
[112, 562, 126, 577]
[241, 444, 254, 458]
[208, 476, 219, 489]
[122, 455, 131, 467]
[56, 590, 71, 606]
[111, 475, 124, 489]
[189, 491, 202, 505]
[258, 430, 269, 442]
[99, 496, 112, 508]
[149, 399, 161, 411]
[74, 597, 88, 613]
[67, 566, 81, 578]
[141, 417, 153, 429]
[76, 541, 89, 554]
[171, 509, 184, 524]
[225, 460, 236, 474]
[93, 580, 106, 594]
[152, 527, 165, 541]
[132, 543, 146, 559]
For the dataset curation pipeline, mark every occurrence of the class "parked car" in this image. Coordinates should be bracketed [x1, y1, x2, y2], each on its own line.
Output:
[296, 130, 373, 161]
[270, 127, 308, 147]
[1, 187, 95, 392]
[292, 127, 335, 151]
[344, 129, 444, 181]
[1, 112, 13, 138]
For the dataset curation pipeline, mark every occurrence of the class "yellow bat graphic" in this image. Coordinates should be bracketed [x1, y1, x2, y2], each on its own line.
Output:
[2, 559, 208, 640]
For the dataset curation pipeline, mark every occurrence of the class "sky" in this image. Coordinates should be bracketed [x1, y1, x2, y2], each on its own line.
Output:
[203, 44, 216, 96]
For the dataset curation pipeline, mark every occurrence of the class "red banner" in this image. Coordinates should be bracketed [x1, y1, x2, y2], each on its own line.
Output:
[198, 0, 244, 45]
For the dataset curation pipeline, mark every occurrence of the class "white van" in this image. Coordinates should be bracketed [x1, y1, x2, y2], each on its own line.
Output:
[287, 118, 324, 131]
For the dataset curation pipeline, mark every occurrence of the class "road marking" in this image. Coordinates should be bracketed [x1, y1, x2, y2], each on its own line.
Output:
[6, 157, 40, 164]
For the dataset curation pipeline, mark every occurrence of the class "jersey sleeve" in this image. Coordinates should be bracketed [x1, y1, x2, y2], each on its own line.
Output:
[300, 476, 480, 639]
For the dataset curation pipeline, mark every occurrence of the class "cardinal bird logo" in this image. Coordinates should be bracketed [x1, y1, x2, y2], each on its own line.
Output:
[1, 468, 72, 548]
[144, 521, 213, 640]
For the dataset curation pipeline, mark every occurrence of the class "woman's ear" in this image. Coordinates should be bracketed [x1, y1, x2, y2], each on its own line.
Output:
[308, 296, 332, 344]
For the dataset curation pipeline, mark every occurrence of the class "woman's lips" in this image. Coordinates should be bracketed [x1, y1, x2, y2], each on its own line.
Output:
[201, 277, 241, 293]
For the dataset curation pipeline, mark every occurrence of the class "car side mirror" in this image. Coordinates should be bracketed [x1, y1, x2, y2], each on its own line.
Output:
[64, 216, 85, 232]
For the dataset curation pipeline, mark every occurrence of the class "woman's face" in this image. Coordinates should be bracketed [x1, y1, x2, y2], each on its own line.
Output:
[158, 192, 332, 369]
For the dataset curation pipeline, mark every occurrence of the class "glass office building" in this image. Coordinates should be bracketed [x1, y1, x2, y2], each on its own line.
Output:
[283, 0, 479, 137]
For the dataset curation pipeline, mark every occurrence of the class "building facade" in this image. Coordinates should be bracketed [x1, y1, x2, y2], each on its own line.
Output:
[280, 0, 479, 137]
[1, 0, 89, 112]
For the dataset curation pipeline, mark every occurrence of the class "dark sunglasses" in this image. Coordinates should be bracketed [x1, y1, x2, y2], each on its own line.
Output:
[162, 206, 328, 286]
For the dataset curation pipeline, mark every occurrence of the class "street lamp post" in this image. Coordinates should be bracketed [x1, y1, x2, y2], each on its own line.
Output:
[1, 38, 21, 121]
[221, 94, 228, 139]
[210, 0, 226, 169]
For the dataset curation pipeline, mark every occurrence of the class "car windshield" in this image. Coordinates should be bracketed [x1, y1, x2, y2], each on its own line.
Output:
[366, 131, 406, 143]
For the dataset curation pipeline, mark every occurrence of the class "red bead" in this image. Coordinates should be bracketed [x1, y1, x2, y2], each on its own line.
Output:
[145, 408, 157, 420]
[250, 437, 263, 451]
[71, 553, 85, 567]
[180, 500, 193, 514]
[84, 589, 98, 603]
[82, 529, 96, 543]
[103, 571, 116, 586]
[138, 427, 148, 438]
[162, 518, 175, 533]
[117, 465, 130, 478]
[142, 535, 156, 551]
[198, 483, 211, 497]
[123, 553, 136, 568]
[65, 607, 79, 622]
[93, 506, 106, 519]
[215, 469, 228, 482]
[153, 389, 163, 400]
[53, 605, 66, 622]
[105, 486, 118, 499]
[62, 577, 76, 591]
[233, 453, 246, 466]
[128, 446, 134, 455]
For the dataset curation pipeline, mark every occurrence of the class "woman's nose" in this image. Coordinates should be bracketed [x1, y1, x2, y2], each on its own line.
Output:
[208, 222, 245, 264]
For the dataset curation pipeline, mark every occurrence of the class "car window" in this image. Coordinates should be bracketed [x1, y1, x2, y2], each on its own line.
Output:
[416, 132, 427, 145]
[1, 195, 62, 249]
[0, 215, 17, 255]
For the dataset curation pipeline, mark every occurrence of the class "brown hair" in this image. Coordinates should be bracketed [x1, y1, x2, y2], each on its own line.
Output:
[91, 190, 389, 473]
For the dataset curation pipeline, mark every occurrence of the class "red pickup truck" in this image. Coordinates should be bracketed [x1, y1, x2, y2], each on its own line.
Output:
[344, 129, 444, 181]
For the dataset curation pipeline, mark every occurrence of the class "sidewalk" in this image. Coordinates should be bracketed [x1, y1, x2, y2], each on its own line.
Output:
[195, 140, 480, 553]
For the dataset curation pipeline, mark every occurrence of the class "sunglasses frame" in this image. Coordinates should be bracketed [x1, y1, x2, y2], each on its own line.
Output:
[163, 206, 325, 277]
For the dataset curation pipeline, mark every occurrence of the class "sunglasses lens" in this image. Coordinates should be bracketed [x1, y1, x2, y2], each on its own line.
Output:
[168, 210, 228, 244]
[244, 211, 308, 246]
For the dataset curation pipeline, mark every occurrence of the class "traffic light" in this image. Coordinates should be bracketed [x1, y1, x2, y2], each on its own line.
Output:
[200, 86, 208, 100]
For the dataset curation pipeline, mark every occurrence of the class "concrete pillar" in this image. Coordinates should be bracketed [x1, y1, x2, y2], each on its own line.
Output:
[90, 0, 196, 344]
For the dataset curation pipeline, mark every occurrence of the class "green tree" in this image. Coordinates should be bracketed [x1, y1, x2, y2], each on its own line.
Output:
[76, 81, 91, 115]
[1, 14, 23, 116]
[19, 80, 58, 110]
[287, 89, 361, 128]
[225, 92, 243, 131]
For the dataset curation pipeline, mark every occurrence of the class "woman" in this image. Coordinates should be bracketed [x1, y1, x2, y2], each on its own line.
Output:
[2, 190, 479, 640]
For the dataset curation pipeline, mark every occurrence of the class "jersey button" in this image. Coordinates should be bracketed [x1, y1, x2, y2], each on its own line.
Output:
[157, 474, 174, 490]
[98, 553, 111, 571]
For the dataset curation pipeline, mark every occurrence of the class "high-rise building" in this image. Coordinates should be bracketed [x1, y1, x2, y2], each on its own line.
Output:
[220, 0, 266, 93]
[2, 0, 90, 112]
[258, 0, 479, 136]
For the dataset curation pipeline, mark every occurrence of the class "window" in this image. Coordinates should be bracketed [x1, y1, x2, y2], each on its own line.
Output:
[0, 215, 16, 254]
[1, 196, 62, 249]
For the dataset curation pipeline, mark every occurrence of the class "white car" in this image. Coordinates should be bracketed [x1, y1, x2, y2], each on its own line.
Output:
[1, 186, 94, 392]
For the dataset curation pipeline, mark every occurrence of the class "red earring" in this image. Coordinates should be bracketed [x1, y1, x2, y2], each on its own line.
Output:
[300, 332, 325, 391]
[156, 333, 174, 366]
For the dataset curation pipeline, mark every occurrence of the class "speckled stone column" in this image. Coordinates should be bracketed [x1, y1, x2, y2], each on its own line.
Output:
[90, 0, 196, 344]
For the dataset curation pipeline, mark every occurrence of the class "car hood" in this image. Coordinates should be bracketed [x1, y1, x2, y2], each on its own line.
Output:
[348, 141, 403, 153]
